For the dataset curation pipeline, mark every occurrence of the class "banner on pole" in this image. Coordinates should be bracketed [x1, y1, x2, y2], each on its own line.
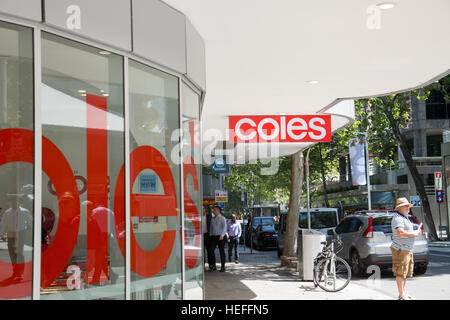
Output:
[349, 138, 367, 186]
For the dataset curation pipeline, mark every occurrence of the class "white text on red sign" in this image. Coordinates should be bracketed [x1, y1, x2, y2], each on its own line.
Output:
[228, 115, 332, 143]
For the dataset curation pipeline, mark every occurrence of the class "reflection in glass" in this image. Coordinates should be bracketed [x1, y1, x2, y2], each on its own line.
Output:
[0, 21, 34, 300]
[181, 83, 203, 299]
[41, 32, 125, 299]
[129, 59, 182, 300]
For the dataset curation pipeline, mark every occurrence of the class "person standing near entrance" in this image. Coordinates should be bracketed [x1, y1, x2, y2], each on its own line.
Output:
[391, 197, 422, 300]
[208, 206, 227, 272]
[227, 213, 242, 264]
[202, 206, 212, 269]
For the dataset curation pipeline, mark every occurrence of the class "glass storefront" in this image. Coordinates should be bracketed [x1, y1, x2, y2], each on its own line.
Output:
[0, 19, 203, 300]
[181, 82, 202, 300]
[0, 20, 34, 300]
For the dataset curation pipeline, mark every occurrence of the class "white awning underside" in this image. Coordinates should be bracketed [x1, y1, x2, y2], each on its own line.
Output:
[163, 0, 450, 163]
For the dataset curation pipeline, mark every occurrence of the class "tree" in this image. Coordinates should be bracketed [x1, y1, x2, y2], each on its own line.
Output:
[281, 151, 304, 261]
[356, 93, 439, 241]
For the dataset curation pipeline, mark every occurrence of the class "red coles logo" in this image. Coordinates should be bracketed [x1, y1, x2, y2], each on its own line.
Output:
[229, 115, 332, 143]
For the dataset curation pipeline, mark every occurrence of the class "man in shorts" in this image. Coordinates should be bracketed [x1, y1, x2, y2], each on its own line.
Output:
[391, 197, 422, 300]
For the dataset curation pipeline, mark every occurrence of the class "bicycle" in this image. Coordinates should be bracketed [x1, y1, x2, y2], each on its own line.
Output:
[313, 234, 351, 292]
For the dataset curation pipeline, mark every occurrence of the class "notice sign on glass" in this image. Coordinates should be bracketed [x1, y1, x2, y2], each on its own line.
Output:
[139, 174, 157, 193]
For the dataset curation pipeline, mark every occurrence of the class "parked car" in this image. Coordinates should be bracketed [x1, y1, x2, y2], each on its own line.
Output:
[251, 223, 278, 250]
[299, 208, 340, 235]
[329, 210, 429, 277]
[276, 208, 340, 257]
[245, 216, 275, 246]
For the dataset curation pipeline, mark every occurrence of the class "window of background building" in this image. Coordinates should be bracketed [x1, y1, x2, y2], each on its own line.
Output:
[397, 175, 408, 184]
[41, 32, 125, 299]
[128, 59, 182, 300]
[0, 21, 34, 300]
[427, 135, 443, 157]
[181, 82, 202, 300]
[426, 89, 449, 120]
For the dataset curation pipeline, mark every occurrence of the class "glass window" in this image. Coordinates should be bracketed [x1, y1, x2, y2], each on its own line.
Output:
[181, 82, 202, 299]
[40, 32, 125, 299]
[0, 21, 34, 300]
[128, 59, 181, 300]
[348, 218, 362, 233]
[372, 216, 393, 233]
[299, 211, 338, 229]
[335, 218, 351, 234]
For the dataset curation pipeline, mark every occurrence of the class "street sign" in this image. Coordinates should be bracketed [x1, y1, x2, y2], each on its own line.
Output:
[410, 195, 421, 207]
[211, 156, 231, 174]
[215, 189, 228, 203]
[435, 172, 443, 190]
[436, 190, 444, 203]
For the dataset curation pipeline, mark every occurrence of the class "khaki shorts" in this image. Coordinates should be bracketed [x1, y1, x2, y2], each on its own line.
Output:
[391, 247, 414, 278]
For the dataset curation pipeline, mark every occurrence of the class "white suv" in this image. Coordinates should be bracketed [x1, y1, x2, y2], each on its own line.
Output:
[330, 211, 429, 277]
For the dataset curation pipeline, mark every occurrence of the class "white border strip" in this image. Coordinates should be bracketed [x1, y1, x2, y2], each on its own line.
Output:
[32, 26, 42, 300]
[124, 56, 131, 300]
[179, 78, 186, 299]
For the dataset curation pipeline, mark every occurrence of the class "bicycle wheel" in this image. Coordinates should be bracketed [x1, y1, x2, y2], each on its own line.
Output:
[313, 256, 351, 292]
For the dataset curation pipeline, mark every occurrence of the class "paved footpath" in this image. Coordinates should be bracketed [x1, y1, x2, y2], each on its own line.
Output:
[205, 244, 394, 300]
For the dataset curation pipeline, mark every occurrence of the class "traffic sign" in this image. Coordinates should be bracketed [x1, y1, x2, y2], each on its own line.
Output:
[436, 190, 444, 203]
[211, 157, 231, 174]
[410, 195, 421, 207]
[215, 189, 228, 203]
[435, 172, 443, 190]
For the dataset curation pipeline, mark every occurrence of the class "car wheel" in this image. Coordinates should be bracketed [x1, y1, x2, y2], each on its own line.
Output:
[414, 264, 427, 275]
[350, 250, 365, 277]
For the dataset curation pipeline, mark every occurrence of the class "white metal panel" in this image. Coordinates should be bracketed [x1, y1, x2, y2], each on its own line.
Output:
[185, 18, 206, 91]
[43, 0, 132, 51]
[132, 0, 186, 74]
[0, 0, 41, 22]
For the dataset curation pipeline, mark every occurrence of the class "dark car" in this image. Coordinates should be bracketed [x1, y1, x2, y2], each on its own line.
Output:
[251, 223, 278, 250]
[245, 216, 275, 246]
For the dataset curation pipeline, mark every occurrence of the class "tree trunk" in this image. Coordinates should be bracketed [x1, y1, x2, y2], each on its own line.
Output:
[384, 106, 439, 241]
[282, 151, 304, 261]
[318, 144, 330, 207]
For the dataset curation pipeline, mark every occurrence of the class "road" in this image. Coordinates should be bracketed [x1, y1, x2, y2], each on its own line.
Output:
[349, 244, 450, 299]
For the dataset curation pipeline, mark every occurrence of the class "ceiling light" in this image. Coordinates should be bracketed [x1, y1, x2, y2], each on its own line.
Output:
[102, 93, 109, 97]
[98, 50, 111, 55]
[81, 93, 87, 97]
[307, 80, 319, 85]
[278, 112, 287, 115]
[377, 2, 396, 9]
[78, 89, 86, 93]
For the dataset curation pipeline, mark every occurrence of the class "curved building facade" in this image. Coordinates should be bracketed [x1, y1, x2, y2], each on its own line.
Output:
[0, 0, 205, 300]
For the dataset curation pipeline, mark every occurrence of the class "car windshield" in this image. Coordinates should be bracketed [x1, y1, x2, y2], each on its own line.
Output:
[253, 217, 274, 226]
[260, 223, 275, 231]
[299, 211, 338, 229]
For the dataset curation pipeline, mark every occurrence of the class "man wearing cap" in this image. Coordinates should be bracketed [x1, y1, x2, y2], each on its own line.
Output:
[391, 197, 422, 300]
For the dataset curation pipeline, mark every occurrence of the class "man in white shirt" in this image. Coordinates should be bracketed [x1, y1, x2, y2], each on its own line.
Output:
[207, 206, 227, 272]
[0, 198, 33, 281]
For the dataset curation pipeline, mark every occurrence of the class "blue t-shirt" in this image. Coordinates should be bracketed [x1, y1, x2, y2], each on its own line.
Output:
[391, 212, 415, 252]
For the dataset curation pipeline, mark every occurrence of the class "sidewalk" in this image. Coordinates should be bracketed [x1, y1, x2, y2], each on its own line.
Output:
[205, 244, 395, 300]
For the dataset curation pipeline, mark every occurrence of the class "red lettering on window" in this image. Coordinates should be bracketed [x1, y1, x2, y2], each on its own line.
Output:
[183, 156, 200, 268]
[114, 146, 177, 278]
